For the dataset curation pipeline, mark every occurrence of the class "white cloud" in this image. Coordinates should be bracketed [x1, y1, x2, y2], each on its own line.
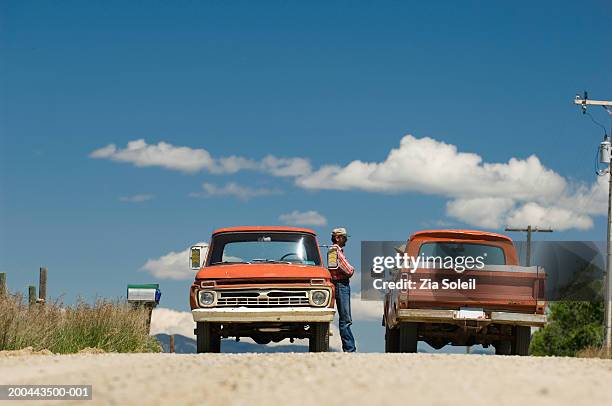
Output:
[506, 202, 593, 231]
[90, 139, 312, 176]
[261, 155, 312, 177]
[150, 307, 195, 337]
[92, 135, 607, 231]
[296, 135, 606, 231]
[141, 242, 207, 280]
[279, 210, 327, 227]
[119, 194, 154, 203]
[90, 139, 217, 173]
[190, 182, 282, 201]
[350, 294, 382, 321]
[446, 198, 515, 229]
[297, 135, 566, 198]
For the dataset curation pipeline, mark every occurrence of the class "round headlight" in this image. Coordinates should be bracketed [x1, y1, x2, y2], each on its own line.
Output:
[199, 291, 215, 306]
[311, 290, 327, 306]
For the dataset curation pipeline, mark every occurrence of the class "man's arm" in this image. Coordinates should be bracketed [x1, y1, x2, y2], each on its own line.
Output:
[337, 248, 354, 277]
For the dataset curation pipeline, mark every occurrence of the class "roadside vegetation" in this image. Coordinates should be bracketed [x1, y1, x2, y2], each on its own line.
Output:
[530, 301, 604, 357]
[530, 263, 606, 357]
[0, 293, 161, 354]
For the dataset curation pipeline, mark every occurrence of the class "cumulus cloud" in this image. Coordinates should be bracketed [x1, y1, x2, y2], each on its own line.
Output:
[150, 307, 195, 337]
[141, 242, 207, 280]
[261, 155, 312, 177]
[190, 182, 282, 201]
[119, 194, 154, 203]
[350, 294, 382, 321]
[90, 139, 311, 176]
[279, 210, 327, 227]
[506, 203, 593, 231]
[297, 135, 566, 198]
[90, 139, 217, 173]
[296, 135, 606, 231]
[92, 135, 607, 231]
[446, 198, 515, 229]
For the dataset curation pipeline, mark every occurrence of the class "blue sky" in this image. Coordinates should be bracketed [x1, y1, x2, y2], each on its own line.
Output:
[1, 1, 611, 351]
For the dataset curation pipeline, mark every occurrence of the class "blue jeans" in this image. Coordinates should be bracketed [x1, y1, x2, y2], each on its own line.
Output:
[333, 279, 356, 352]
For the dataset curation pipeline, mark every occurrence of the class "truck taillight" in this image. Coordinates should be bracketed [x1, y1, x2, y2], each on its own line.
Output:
[536, 300, 546, 314]
[400, 273, 409, 293]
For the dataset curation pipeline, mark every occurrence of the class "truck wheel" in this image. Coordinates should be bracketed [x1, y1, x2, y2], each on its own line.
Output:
[513, 326, 531, 356]
[495, 340, 512, 355]
[309, 322, 330, 352]
[398, 322, 418, 353]
[196, 322, 221, 353]
[385, 326, 399, 353]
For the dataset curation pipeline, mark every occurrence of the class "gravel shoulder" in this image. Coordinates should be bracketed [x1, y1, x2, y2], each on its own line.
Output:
[1, 352, 612, 406]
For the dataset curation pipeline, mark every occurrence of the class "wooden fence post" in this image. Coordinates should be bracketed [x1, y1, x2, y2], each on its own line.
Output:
[28, 285, 36, 307]
[39, 267, 47, 305]
[0, 272, 6, 297]
[170, 335, 175, 353]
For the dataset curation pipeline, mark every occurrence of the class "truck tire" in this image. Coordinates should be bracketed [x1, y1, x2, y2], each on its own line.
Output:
[196, 322, 221, 353]
[398, 322, 418, 353]
[495, 340, 512, 355]
[385, 326, 399, 353]
[513, 326, 531, 356]
[309, 322, 330, 352]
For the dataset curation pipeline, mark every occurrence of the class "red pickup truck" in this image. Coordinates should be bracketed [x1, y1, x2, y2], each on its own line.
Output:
[383, 230, 546, 355]
[189, 226, 335, 353]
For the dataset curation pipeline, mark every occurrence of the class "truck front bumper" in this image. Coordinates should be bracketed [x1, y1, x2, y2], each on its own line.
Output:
[192, 307, 335, 323]
[397, 309, 547, 327]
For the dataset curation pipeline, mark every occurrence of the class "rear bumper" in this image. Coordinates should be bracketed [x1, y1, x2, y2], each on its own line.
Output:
[397, 308, 547, 327]
[192, 307, 335, 323]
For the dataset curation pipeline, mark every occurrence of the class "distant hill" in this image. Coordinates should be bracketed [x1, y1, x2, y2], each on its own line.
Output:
[154, 334, 310, 353]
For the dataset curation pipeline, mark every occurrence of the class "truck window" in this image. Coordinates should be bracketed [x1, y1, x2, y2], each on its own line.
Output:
[418, 242, 506, 265]
[208, 232, 322, 266]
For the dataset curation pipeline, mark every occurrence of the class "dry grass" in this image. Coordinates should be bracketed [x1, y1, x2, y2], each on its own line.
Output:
[0, 293, 161, 354]
[576, 346, 612, 359]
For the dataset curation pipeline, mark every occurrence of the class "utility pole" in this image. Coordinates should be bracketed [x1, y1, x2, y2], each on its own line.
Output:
[574, 92, 612, 355]
[505, 226, 553, 266]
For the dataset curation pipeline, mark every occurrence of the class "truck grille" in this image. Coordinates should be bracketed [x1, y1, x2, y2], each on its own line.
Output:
[216, 289, 310, 307]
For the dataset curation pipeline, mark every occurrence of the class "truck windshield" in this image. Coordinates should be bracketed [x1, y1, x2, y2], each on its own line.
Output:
[208, 232, 322, 266]
[418, 242, 506, 265]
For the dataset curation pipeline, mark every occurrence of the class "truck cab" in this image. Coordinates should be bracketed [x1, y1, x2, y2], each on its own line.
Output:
[190, 226, 335, 352]
[384, 229, 546, 355]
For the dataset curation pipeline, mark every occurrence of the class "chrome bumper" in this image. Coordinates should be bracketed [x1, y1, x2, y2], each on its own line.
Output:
[397, 309, 547, 327]
[192, 307, 335, 323]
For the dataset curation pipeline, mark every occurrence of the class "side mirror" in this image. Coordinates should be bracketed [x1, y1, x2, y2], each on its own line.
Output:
[327, 246, 339, 270]
[190, 245, 207, 270]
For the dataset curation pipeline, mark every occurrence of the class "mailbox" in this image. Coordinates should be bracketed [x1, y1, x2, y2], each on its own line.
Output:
[127, 283, 161, 304]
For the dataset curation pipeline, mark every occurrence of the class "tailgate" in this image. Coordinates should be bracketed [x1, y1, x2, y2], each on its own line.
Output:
[404, 265, 545, 313]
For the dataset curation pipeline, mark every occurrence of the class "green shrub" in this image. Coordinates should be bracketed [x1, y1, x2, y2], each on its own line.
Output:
[0, 293, 161, 353]
[530, 301, 604, 357]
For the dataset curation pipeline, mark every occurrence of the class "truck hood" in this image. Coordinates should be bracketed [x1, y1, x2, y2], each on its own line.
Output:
[195, 263, 331, 280]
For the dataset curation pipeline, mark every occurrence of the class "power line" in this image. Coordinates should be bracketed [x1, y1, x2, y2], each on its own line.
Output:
[574, 92, 612, 356]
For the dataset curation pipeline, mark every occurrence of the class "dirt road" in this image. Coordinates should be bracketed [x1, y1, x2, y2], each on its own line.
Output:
[1, 352, 611, 405]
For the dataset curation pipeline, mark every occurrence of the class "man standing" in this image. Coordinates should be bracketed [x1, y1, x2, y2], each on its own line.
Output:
[328, 227, 356, 352]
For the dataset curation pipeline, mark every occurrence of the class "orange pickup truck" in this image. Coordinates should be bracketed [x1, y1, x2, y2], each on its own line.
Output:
[189, 226, 335, 353]
[383, 230, 547, 355]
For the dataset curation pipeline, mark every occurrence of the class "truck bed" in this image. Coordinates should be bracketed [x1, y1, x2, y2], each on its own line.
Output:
[401, 265, 545, 314]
